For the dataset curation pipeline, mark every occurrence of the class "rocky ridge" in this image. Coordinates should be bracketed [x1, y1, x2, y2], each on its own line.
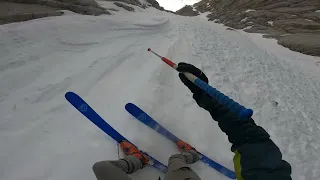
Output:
[176, 0, 320, 56]
[0, 0, 168, 24]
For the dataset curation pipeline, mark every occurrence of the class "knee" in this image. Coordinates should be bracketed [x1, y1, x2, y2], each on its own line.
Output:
[169, 154, 184, 161]
[92, 161, 107, 173]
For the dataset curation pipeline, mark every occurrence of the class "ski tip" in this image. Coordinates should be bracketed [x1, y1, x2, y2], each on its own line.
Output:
[125, 103, 142, 117]
[125, 103, 134, 109]
[65, 91, 74, 99]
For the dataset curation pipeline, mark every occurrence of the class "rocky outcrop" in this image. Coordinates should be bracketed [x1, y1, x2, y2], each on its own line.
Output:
[104, 0, 141, 6]
[278, 34, 320, 56]
[183, 0, 320, 56]
[0, 0, 171, 25]
[146, 0, 165, 11]
[176, 5, 199, 16]
[0, 2, 63, 24]
[0, 11, 63, 25]
[114, 2, 134, 11]
[3, 0, 110, 16]
[57, 0, 99, 7]
[102, 0, 165, 11]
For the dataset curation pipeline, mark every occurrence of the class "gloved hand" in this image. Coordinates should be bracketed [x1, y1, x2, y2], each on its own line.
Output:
[177, 63, 270, 149]
[176, 62, 209, 105]
[177, 62, 228, 117]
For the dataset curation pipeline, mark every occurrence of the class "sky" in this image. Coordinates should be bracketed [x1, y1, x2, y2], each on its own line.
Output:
[156, 0, 201, 11]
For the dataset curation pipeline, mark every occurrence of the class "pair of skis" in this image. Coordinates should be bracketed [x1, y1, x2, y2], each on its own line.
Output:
[65, 92, 236, 179]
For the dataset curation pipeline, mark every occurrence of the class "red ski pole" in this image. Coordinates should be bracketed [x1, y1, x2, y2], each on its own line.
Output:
[147, 48, 253, 119]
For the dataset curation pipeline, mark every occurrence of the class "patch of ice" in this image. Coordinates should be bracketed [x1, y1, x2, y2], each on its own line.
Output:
[241, 17, 248, 22]
[243, 25, 253, 30]
[213, 19, 219, 23]
[98, 1, 121, 11]
[280, 34, 291, 37]
[138, 0, 147, 4]
[193, 6, 197, 11]
[245, 9, 256, 13]
[315, 10, 320, 12]
[268, 21, 274, 26]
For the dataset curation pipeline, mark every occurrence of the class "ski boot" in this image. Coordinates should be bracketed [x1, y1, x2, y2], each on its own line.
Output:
[176, 140, 196, 151]
[120, 141, 149, 165]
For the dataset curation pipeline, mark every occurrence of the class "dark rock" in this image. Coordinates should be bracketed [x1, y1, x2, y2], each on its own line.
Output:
[271, 101, 279, 107]
[56, 0, 99, 7]
[146, 0, 164, 11]
[141, 4, 147, 9]
[229, 23, 247, 29]
[0, 11, 63, 24]
[3, 0, 110, 15]
[103, 0, 165, 11]
[270, 6, 318, 13]
[193, 0, 214, 13]
[226, 27, 236, 31]
[176, 5, 199, 16]
[0, 1, 64, 24]
[114, 2, 134, 11]
[193, 0, 320, 56]
[302, 12, 320, 22]
[278, 34, 320, 56]
[274, 19, 320, 31]
[108, 8, 119, 11]
[262, 2, 292, 10]
[0, 1, 59, 16]
[104, 0, 141, 6]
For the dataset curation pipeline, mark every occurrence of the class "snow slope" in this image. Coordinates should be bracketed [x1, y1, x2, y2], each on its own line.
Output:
[1, 5, 320, 180]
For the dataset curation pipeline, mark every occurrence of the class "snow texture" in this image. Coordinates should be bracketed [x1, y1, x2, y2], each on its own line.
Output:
[241, 17, 248, 22]
[193, 6, 197, 12]
[268, 20, 274, 26]
[243, 25, 253, 30]
[245, 9, 256, 13]
[98, 1, 122, 11]
[1, 5, 320, 180]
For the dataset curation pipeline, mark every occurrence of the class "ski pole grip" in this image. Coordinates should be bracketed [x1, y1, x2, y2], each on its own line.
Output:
[194, 78, 253, 119]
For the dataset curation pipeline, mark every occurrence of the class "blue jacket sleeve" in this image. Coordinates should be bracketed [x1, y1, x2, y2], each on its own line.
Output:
[195, 93, 292, 180]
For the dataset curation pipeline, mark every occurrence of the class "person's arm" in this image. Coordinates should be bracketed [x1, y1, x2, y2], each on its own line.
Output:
[177, 63, 292, 180]
[198, 93, 292, 180]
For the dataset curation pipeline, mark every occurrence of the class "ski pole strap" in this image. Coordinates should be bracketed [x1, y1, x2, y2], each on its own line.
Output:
[184, 73, 253, 119]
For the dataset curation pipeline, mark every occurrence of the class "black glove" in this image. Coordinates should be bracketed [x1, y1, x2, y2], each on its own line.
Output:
[176, 62, 209, 103]
[177, 63, 269, 148]
[177, 62, 234, 119]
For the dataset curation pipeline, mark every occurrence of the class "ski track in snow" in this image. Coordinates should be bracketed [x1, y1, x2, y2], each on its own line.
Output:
[1, 7, 320, 180]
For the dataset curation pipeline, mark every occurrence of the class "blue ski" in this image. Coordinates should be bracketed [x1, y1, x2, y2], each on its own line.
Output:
[125, 103, 236, 179]
[65, 92, 168, 173]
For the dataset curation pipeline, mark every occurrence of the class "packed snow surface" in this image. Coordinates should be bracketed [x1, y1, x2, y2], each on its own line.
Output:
[1, 6, 320, 180]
